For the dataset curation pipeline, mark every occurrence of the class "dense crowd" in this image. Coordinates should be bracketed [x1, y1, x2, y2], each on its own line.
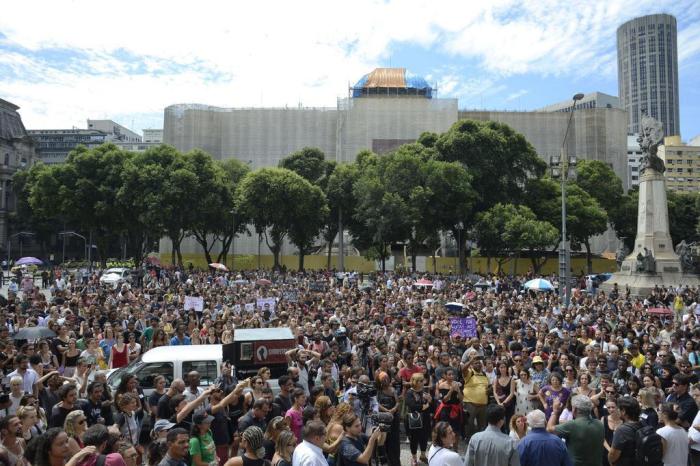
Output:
[0, 266, 699, 466]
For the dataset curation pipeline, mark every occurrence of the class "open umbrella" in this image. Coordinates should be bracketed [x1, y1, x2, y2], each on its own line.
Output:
[414, 279, 434, 288]
[256, 278, 272, 286]
[647, 307, 673, 316]
[232, 279, 248, 285]
[445, 302, 464, 313]
[15, 257, 42, 266]
[13, 327, 56, 340]
[209, 263, 229, 272]
[523, 278, 554, 291]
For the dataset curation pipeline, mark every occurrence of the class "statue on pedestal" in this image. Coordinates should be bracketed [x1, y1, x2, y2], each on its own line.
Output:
[638, 115, 665, 174]
[616, 243, 629, 269]
[635, 247, 656, 273]
[675, 240, 694, 273]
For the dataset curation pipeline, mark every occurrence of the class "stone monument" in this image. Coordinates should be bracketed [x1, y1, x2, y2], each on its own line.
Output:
[601, 115, 700, 296]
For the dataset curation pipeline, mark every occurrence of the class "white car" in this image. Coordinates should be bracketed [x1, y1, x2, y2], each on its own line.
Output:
[99, 267, 132, 286]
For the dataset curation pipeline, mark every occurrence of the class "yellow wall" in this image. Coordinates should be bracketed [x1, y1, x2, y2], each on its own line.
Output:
[161, 253, 617, 274]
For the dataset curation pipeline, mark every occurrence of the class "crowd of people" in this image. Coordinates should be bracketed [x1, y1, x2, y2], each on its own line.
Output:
[0, 265, 699, 466]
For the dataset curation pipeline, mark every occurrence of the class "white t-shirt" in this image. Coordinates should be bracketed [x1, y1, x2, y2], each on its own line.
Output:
[656, 425, 689, 466]
[427, 444, 462, 466]
[689, 410, 700, 452]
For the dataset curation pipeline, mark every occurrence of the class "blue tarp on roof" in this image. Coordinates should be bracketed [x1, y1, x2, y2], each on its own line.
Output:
[351, 68, 432, 98]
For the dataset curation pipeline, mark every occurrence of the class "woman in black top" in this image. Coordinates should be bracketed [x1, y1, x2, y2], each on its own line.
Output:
[404, 373, 432, 466]
[376, 372, 400, 466]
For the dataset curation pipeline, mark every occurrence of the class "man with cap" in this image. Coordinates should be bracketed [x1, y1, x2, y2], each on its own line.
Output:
[518, 409, 571, 466]
[152, 419, 176, 442]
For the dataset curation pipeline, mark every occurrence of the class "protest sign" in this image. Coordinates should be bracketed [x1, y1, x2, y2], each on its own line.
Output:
[184, 296, 204, 313]
[449, 317, 477, 338]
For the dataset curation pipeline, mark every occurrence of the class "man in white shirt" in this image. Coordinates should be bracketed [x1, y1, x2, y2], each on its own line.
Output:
[6, 354, 39, 396]
[292, 420, 328, 466]
[689, 384, 700, 466]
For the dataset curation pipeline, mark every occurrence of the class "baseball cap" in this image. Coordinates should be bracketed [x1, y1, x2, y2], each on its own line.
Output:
[153, 419, 175, 433]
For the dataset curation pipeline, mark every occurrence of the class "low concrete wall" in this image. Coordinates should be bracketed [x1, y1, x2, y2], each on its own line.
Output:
[160, 254, 617, 275]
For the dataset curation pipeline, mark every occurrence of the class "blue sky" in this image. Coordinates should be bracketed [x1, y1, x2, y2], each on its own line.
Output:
[2, 0, 700, 141]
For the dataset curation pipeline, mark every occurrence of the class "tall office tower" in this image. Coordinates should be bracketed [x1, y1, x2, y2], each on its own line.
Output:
[617, 14, 680, 137]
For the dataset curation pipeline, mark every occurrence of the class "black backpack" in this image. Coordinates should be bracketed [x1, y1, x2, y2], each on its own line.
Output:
[634, 423, 663, 466]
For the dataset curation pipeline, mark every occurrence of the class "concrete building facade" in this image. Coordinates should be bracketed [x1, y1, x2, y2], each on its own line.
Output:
[142, 129, 163, 143]
[28, 129, 111, 164]
[537, 92, 621, 113]
[627, 134, 643, 188]
[162, 68, 628, 258]
[658, 135, 700, 192]
[617, 14, 680, 137]
[87, 119, 142, 142]
[0, 98, 36, 246]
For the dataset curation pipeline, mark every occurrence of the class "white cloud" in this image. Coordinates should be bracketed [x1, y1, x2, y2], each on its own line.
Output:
[0, 0, 699, 130]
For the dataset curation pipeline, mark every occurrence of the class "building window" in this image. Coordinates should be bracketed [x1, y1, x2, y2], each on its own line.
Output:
[3, 154, 8, 166]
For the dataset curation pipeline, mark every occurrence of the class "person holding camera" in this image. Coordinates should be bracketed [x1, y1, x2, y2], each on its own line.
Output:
[405, 373, 432, 466]
[337, 413, 383, 466]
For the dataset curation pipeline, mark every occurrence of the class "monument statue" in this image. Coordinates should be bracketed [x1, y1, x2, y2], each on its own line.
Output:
[637, 114, 666, 173]
[675, 240, 694, 273]
[635, 247, 656, 273]
[616, 243, 629, 269]
[599, 114, 700, 295]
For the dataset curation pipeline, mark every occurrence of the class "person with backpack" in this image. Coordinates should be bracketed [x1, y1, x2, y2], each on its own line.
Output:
[655, 403, 688, 466]
[608, 397, 663, 466]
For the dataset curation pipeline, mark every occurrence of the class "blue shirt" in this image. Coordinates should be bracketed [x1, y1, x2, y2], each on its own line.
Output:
[517, 428, 572, 466]
[170, 335, 191, 346]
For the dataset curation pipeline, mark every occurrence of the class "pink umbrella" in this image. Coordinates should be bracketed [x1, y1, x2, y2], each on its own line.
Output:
[256, 278, 272, 286]
[647, 307, 673, 316]
[209, 263, 229, 272]
[414, 279, 434, 288]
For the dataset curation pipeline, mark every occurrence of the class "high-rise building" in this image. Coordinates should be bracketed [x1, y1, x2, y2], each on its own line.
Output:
[617, 14, 680, 137]
[627, 134, 643, 188]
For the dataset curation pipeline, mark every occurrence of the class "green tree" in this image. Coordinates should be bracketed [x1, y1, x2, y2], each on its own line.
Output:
[325, 163, 359, 269]
[279, 147, 337, 268]
[435, 119, 546, 272]
[28, 144, 132, 264]
[473, 203, 557, 273]
[574, 160, 624, 216]
[668, 191, 700, 245]
[566, 184, 608, 274]
[610, 188, 639, 250]
[217, 159, 251, 265]
[235, 168, 327, 270]
[11, 164, 61, 258]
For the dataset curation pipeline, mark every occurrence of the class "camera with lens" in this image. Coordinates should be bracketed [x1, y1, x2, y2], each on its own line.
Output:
[369, 412, 394, 432]
[356, 381, 377, 400]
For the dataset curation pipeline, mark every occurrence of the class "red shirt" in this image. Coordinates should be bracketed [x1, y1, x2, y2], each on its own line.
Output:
[398, 365, 424, 383]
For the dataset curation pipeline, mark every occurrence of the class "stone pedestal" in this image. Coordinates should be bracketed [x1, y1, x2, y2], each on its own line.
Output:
[601, 169, 700, 296]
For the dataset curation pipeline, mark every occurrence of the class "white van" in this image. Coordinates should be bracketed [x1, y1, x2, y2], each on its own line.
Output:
[106, 344, 280, 396]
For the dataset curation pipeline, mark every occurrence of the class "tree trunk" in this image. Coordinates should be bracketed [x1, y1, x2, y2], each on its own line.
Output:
[584, 240, 593, 274]
[432, 253, 437, 273]
[326, 241, 332, 270]
[298, 247, 305, 271]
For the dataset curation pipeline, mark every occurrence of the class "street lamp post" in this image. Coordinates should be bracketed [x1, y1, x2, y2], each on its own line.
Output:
[6, 231, 35, 276]
[58, 231, 87, 264]
[550, 93, 584, 308]
[455, 222, 464, 275]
